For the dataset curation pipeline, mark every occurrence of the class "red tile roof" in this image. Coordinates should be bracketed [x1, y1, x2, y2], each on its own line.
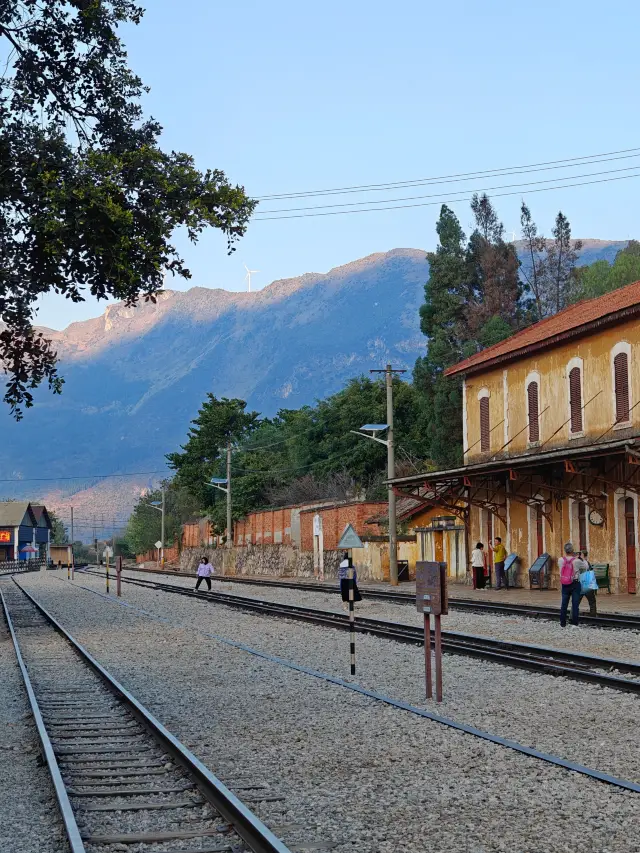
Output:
[444, 279, 640, 377]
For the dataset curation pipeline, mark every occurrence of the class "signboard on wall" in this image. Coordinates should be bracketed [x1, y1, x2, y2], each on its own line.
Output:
[0, 530, 11, 542]
[313, 514, 322, 536]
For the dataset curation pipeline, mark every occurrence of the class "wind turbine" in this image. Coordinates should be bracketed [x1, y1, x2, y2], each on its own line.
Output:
[244, 264, 259, 292]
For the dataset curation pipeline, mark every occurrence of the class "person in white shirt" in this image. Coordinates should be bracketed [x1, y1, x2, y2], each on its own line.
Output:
[471, 542, 486, 589]
[195, 555, 214, 591]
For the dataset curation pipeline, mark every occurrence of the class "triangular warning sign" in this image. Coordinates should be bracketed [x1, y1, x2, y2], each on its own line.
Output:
[338, 523, 364, 549]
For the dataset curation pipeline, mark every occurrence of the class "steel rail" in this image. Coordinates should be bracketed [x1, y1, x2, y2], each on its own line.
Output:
[51, 575, 640, 795]
[117, 564, 640, 630]
[8, 579, 292, 853]
[80, 569, 640, 694]
[0, 584, 87, 853]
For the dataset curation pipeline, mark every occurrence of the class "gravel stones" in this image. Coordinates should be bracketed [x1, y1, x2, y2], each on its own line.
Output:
[18, 571, 640, 853]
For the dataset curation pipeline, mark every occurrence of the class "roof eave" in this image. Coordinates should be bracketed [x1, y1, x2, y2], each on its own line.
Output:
[445, 303, 640, 378]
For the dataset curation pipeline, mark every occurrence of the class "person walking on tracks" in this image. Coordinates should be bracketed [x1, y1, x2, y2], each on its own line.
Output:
[579, 550, 598, 617]
[195, 555, 214, 591]
[559, 543, 583, 627]
[471, 542, 486, 589]
[492, 537, 509, 590]
[339, 552, 362, 611]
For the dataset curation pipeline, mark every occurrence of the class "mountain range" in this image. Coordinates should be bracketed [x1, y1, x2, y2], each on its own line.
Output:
[0, 240, 628, 530]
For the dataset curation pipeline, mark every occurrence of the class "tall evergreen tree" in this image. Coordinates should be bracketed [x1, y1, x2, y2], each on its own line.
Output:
[519, 201, 547, 319]
[415, 205, 469, 467]
[543, 212, 583, 312]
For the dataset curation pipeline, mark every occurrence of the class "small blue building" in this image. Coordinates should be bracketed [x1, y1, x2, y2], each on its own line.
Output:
[0, 502, 52, 562]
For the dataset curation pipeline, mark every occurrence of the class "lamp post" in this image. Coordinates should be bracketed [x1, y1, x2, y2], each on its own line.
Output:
[351, 422, 399, 585]
[206, 476, 232, 547]
[149, 485, 165, 567]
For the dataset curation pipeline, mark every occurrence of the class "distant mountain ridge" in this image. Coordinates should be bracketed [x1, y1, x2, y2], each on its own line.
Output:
[0, 240, 628, 523]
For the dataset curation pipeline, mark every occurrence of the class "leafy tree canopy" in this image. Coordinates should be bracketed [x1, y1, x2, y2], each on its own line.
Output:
[124, 481, 200, 556]
[0, 1, 256, 416]
[572, 241, 640, 302]
[49, 510, 68, 544]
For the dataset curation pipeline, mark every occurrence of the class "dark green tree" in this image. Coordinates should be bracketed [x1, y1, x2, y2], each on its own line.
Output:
[124, 481, 200, 556]
[49, 511, 68, 545]
[543, 212, 583, 312]
[167, 396, 260, 527]
[519, 201, 547, 319]
[0, 2, 256, 416]
[572, 240, 640, 302]
[414, 205, 469, 467]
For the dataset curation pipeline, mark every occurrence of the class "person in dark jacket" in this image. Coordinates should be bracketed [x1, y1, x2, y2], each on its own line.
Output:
[339, 551, 362, 611]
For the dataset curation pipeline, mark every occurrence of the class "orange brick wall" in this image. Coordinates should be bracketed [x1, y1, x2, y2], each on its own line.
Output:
[136, 541, 180, 564]
[300, 502, 387, 552]
[234, 508, 292, 546]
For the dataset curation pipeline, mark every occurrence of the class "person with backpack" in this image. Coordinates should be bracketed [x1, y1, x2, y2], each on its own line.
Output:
[579, 549, 598, 617]
[339, 551, 362, 611]
[558, 543, 584, 627]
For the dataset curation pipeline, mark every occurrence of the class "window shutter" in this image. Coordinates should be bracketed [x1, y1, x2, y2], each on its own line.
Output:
[614, 352, 630, 422]
[480, 397, 490, 452]
[527, 381, 539, 442]
[569, 367, 583, 433]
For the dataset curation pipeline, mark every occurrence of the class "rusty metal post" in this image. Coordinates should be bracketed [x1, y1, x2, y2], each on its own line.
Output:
[105, 558, 110, 595]
[424, 612, 432, 699]
[434, 613, 443, 702]
[116, 556, 122, 597]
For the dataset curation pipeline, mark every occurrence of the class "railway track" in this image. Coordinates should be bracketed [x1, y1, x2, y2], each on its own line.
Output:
[0, 579, 294, 853]
[80, 569, 640, 695]
[120, 565, 640, 630]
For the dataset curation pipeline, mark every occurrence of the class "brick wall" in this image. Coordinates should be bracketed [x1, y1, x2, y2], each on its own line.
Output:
[234, 507, 293, 546]
[136, 541, 180, 564]
[299, 501, 387, 552]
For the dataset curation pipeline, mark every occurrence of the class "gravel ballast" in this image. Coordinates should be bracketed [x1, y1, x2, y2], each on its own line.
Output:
[0, 582, 71, 853]
[16, 571, 640, 853]
[136, 569, 640, 662]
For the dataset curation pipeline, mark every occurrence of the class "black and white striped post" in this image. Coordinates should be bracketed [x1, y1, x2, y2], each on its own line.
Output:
[348, 562, 356, 676]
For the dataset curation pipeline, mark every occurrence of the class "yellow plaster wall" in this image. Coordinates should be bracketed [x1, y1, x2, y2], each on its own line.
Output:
[464, 318, 640, 462]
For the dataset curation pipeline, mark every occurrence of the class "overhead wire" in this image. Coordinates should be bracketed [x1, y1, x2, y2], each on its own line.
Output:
[254, 170, 640, 220]
[255, 145, 640, 200]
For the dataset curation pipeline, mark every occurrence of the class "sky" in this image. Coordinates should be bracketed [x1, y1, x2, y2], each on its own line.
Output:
[37, 0, 640, 329]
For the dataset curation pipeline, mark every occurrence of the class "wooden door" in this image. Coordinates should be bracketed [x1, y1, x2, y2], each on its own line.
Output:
[434, 531, 444, 563]
[536, 507, 544, 557]
[486, 513, 493, 572]
[625, 498, 636, 594]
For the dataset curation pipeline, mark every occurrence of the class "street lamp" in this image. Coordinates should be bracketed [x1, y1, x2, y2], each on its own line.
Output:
[149, 487, 165, 567]
[205, 474, 232, 548]
[351, 420, 399, 586]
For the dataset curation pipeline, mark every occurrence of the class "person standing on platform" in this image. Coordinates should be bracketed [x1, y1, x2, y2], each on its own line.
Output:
[559, 543, 583, 627]
[471, 542, 486, 589]
[339, 551, 362, 611]
[579, 550, 598, 616]
[492, 537, 508, 590]
[195, 555, 214, 591]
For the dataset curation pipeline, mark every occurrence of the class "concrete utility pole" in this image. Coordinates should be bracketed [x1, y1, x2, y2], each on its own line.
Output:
[160, 488, 165, 567]
[370, 364, 407, 586]
[226, 442, 232, 548]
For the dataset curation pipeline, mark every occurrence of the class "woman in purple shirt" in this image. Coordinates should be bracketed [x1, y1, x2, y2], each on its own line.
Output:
[195, 555, 214, 591]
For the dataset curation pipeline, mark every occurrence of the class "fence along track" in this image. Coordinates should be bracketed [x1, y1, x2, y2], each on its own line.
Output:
[82, 569, 640, 695]
[0, 580, 293, 853]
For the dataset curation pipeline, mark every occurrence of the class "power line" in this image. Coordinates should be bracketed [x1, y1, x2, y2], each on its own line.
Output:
[254, 170, 640, 221]
[255, 145, 640, 200]
[0, 470, 170, 483]
[257, 164, 640, 215]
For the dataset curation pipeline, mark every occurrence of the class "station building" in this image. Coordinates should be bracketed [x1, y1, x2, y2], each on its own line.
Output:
[0, 501, 52, 562]
[390, 280, 640, 593]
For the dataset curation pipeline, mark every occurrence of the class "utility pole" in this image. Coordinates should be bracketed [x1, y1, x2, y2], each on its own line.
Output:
[160, 489, 165, 567]
[70, 507, 74, 579]
[226, 442, 232, 548]
[370, 364, 406, 586]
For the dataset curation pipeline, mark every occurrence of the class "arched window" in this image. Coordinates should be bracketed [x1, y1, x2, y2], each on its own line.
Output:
[569, 366, 583, 433]
[527, 380, 540, 442]
[614, 351, 630, 423]
[480, 396, 490, 452]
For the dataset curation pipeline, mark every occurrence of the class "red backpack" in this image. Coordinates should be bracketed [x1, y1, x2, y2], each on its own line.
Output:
[560, 555, 576, 584]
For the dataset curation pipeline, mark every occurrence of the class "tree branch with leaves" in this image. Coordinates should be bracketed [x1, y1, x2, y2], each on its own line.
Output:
[0, 1, 256, 417]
